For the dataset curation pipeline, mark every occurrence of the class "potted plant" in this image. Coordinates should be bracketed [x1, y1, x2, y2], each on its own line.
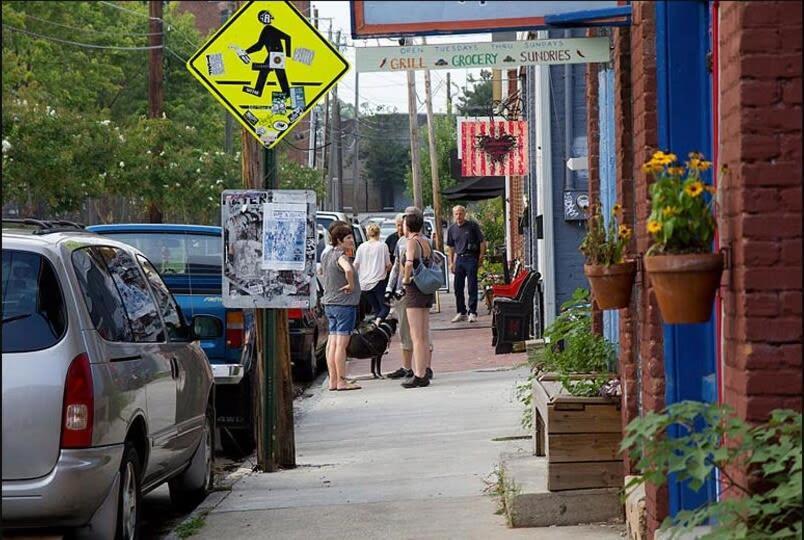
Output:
[642, 151, 723, 323]
[580, 203, 636, 309]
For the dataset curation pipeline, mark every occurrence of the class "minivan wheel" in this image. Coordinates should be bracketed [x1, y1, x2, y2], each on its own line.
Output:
[169, 406, 214, 511]
[116, 444, 142, 540]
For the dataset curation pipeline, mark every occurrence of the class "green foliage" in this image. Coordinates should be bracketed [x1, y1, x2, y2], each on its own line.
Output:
[2, 1, 240, 223]
[456, 70, 493, 116]
[278, 149, 326, 202]
[622, 402, 802, 539]
[580, 203, 633, 266]
[643, 151, 717, 255]
[541, 289, 616, 396]
[359, 107, 409, 197]
[471, 198, 504, 255]
[478, 259, 505, 288]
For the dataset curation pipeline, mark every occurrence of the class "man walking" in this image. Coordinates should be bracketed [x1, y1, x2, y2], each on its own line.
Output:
[446, 205, 486, 323]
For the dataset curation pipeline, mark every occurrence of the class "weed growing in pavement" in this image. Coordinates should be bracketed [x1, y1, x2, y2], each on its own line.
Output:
[175, 514, 207, 539]
[483, 462, 520, 525]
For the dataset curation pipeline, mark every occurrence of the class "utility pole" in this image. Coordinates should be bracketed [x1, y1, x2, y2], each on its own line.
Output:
[329, 30, 343, 211]
[321, 22, 333, 202]
[422, 38, 443, 251]
[221, 2, 234, 154]
[405, 39, 424, 209]
[352, 71, 362, 212]
[308, 7, 319, 169]
[446, 72, 452, 116]
[147, 0, 164, 223]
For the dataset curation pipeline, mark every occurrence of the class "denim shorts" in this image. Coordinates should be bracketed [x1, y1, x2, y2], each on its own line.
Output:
[324, 305, 358, 336]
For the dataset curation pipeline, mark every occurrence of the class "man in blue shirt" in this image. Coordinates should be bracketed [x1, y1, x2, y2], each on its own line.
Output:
[446, 205, 486, 323]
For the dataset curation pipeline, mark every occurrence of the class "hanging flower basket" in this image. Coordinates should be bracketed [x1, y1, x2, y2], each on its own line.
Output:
[644, 252, 723, 324]
[584, 260, 637, 309]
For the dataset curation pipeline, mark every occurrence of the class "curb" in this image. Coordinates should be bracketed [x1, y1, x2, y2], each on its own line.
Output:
[163, 457, 257, 540]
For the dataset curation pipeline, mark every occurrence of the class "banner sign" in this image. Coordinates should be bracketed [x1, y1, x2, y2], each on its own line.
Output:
[461, 120, 528, 177]
[222, 189, 317, 308]
[351, 1, 619, 38]
[355, 37, 610, 73]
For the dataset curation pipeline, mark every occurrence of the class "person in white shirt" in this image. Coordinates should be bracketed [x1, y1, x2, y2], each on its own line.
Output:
[353, 223, 392, 321]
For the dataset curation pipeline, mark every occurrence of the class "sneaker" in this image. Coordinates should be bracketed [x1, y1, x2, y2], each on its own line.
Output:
[425, 367, 434, 380]
[387, 367, 412, 379]
[401, 376, 430, 388]
[451, 314, 467, 323]
[467, 313, 478, 323]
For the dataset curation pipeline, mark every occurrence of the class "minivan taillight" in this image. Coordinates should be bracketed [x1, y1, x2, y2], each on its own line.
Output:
[61, 354, 94, 449]
[226, 310, 244, 349]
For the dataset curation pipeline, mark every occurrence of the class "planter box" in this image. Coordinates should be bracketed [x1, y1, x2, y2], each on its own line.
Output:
[533, 375, 623, 491]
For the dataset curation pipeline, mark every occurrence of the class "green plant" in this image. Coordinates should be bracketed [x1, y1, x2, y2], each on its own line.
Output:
[643, 151, 717, 255]
[471, 198, 504, 256]
[541, 289, 616, 396]
[515, 345, 545, 430]
[580, 203, 632, 266]
[483, 462, 520, 523]
[621, 401, 802, 539]
[175, 514, 207, 538]
[479, 260, 505, 289]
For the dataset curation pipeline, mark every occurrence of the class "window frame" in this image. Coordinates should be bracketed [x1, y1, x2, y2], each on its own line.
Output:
[1, 249, 69, 354]
[136, 254, 192, 343]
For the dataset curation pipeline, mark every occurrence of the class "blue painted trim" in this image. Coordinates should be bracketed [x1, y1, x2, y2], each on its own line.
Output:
[655, 0, 718, 517]
[545, 6, 632, 26]
[87, 223, 222, 235]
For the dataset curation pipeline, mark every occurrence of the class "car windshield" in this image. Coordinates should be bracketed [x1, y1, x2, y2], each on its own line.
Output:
[98, 232, 221, 276]
[2, 249, 67, 353]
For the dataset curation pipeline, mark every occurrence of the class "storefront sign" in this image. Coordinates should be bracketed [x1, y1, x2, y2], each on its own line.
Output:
[355, 37, 609, 73]
[351, 1, 618, 38]
[461, 120, 528, 177]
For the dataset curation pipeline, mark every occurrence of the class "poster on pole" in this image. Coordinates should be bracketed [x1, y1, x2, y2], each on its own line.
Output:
[222, 189, 317, 308]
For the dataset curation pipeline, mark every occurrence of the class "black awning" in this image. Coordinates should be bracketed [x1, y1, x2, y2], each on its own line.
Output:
[442, 176, 504, 201]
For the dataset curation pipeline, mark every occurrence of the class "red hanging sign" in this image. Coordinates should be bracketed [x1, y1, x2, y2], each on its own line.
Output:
[461, 120, 529, 177]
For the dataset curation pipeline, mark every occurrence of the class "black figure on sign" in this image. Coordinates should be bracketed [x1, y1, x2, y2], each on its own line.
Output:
[241, 10, 292, 98]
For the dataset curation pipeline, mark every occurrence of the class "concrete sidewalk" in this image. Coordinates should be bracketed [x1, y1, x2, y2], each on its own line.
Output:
[190, 363, 624, 539]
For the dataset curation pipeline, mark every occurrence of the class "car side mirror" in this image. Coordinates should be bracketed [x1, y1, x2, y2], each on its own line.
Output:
[192, 315, 223, 340]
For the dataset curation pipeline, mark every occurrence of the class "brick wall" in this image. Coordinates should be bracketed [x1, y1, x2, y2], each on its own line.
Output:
[613, 24, 639, 477]
[718, 0, 802, 438]
[628, 2, 668, 534]
[586, 28, 604, 336]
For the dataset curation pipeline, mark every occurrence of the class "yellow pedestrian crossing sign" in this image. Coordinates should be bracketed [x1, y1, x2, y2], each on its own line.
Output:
[187, 1, 349, 148]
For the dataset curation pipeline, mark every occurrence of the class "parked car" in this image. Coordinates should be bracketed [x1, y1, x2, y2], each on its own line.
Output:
[87, 223, 257, 457]
[316, 211, 366, 248]
[2, 220, 217, 539]
[379, 219, 398, 242]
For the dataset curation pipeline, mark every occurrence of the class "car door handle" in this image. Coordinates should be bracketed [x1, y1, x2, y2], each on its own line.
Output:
[170, 357, 179, 379]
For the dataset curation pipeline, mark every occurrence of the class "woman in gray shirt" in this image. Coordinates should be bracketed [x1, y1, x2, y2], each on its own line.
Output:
[321, 222, 362, 391]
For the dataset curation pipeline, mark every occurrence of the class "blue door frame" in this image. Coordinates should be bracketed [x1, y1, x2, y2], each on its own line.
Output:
[655, 0, 718, 515]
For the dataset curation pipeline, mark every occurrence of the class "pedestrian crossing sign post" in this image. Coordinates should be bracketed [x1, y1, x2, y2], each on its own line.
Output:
[187, 1, 349, 149]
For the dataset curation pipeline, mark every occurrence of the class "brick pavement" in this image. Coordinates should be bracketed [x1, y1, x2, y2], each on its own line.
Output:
[346, 290, 527, 378]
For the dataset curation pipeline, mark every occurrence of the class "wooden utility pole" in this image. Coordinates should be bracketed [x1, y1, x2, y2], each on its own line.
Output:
[321, 23, 333, 202]
[405, 39, 424, 209]
[147, 0, 164, 223]
[332, 31, 343, 211]
[446, 72, 452, 115]
[422, 38, 443, 251]
[352, 71, 362, 212]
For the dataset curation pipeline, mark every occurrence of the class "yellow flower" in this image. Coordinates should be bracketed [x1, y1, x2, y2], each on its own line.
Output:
[668, 166, 686, 177]
[699, 160, 712, 171]
[685, 181, 705, 197]
[618, 224, 632, 239]
[652, 150, 667, 160]
[689, 158, 701, 170]
[647, 220, 662, 234]
[663, 153, 677, 164]
[663, 206, 678, 217]
[613, 203, 623, 216]
[688, 151, 704, 160]
[705, 185, 717, 194]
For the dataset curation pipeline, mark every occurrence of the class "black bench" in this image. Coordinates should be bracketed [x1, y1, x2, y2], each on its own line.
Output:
[491, 270, 543, 354]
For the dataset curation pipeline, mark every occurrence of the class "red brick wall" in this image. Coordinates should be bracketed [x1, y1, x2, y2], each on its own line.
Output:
[613, 25, 639, 477]
[718, 0, 802, 435]
[628, 3, 668, 534]
[586, 28, 604, 336]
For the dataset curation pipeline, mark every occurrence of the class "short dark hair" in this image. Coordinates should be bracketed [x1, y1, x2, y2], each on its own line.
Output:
[329, 223, 353, 246]
[404, 210, 424, 233]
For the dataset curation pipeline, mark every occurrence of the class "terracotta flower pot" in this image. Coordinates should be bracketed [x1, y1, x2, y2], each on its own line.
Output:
[644, 252, 724, 324]
[584, 261, 637, 310]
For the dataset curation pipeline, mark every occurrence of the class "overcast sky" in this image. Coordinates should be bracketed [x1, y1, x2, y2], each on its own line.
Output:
[311, 0, 491, 114]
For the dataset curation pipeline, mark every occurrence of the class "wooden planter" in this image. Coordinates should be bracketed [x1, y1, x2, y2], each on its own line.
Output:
[533, 375, 623, 491]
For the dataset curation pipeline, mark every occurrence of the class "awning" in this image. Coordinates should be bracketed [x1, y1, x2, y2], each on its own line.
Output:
[442, 176, 505, 201]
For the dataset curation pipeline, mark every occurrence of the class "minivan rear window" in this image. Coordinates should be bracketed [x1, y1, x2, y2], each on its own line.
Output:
[98, 233, 221, 276]
[2, 250, 67, 353]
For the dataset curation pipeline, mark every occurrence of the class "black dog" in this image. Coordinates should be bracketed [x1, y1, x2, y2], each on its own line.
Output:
[347, 318, 398, 378]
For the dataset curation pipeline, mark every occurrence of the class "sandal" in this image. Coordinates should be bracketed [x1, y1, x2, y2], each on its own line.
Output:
[337, 378, 361, 391]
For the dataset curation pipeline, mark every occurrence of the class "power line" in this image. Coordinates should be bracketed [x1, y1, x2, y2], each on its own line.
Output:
[97, 1, 199, 50]
[21, 12, 163, 37]
[2, 24, 163, 50]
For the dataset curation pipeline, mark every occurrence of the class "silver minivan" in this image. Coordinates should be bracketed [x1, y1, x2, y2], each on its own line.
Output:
[2, 224, 218, 539]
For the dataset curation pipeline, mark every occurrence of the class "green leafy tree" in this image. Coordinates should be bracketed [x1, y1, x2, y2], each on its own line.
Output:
[278, 148, 326, 203]
[456, 70, 493, 116]
[359, 107, 409, 204]
[404, 114, 459, 209]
